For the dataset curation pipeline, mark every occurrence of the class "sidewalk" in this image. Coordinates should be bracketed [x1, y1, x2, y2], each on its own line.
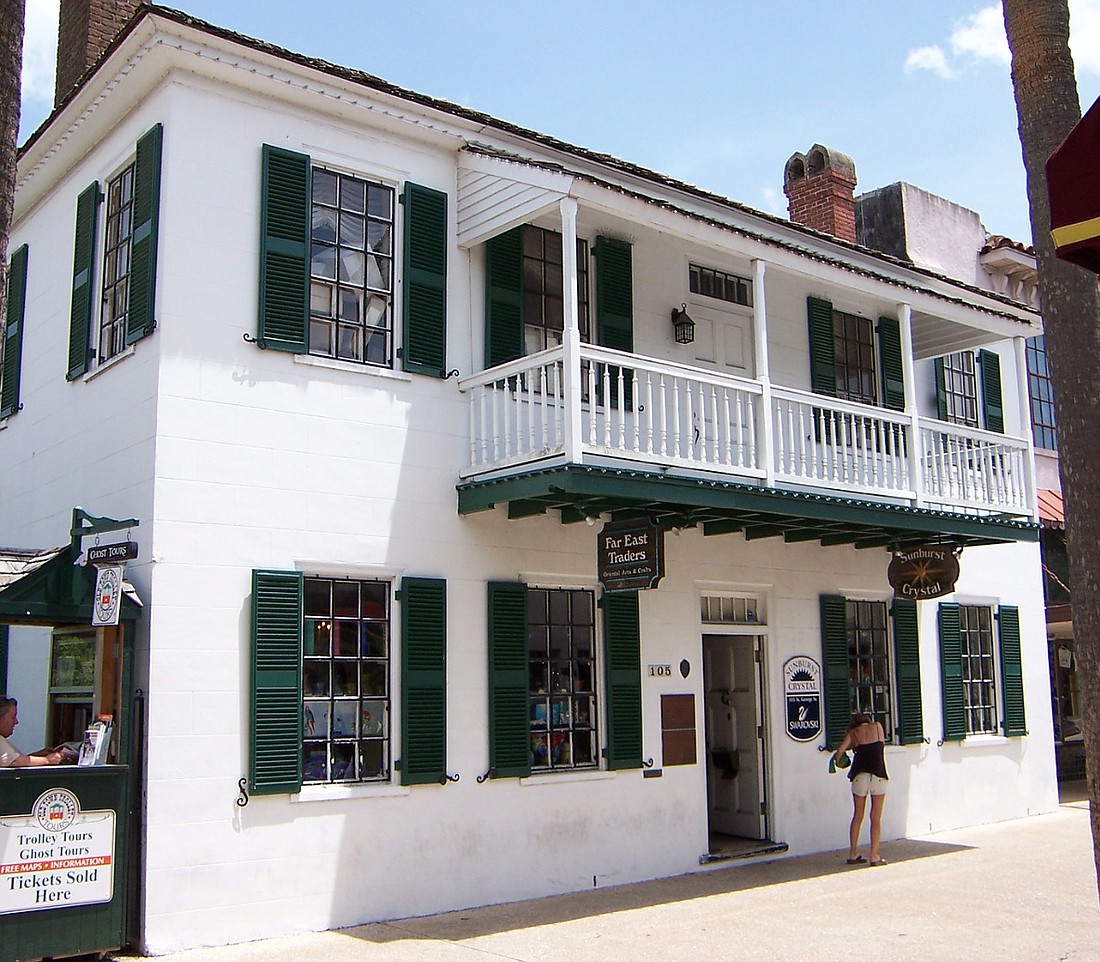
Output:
[126, 788, 1100, 962]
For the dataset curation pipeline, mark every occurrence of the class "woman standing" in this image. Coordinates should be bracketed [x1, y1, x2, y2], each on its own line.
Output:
[834, 713, 889, 866]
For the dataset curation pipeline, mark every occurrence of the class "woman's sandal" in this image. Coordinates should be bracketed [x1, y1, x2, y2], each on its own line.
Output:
[846, 856, 867, 864]
[869, 858, 889, 867]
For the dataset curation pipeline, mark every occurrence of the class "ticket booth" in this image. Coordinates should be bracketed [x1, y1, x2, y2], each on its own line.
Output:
[0, 510, 142, 962]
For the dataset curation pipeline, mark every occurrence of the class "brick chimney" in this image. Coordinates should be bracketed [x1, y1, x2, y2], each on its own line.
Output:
[783, 144, 858, 243]
[55, 0, 146, 107]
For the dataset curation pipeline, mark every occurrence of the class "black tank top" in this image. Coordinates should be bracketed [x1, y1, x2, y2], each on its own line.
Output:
[848, 740, 888, 780]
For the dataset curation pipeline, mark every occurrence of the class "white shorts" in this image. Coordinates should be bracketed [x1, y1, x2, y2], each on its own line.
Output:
[851, 773, 888, 797]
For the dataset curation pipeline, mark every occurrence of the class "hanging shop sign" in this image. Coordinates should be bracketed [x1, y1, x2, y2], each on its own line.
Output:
[86, 542, 138, 564]
[598, 517, 664, 593]
[0, 788, 116, 915]
[92, 565, 124, 627]
[783, 656, 822, 742]
[888, 544, 961, 600]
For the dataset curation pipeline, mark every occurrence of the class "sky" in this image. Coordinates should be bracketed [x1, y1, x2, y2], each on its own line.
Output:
[17, 1, 1100, 246]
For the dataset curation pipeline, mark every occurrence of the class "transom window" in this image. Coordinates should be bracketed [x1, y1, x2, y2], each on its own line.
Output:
[523, 225, 589, 354]
[1026, 335, 1058, 451]
[960, 604, 998, 735]
[301, 576, 390, 783]
[99, 163, 135, 364]
[833, 310, 877, 405]
[309, 168, 395, 366]
[689, 264, 752, 308]
[847, 599, 893, 738]
[700, 594, 761, 625]
[527, 587, 598, 771]
[941, 351, 980, 428]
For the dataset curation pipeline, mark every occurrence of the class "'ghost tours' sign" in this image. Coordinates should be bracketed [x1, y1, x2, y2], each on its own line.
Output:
[598, 518, 664, 593]
[888, 544, 961, 600]
[783, 656, 822, 742]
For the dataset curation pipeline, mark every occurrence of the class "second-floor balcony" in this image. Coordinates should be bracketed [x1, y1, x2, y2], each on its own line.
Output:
[458, 343, 1034, 523]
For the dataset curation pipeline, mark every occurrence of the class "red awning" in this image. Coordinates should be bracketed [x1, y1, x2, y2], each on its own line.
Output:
[1038, 488, 1065, 529]
[1047, 95, 1100, 274]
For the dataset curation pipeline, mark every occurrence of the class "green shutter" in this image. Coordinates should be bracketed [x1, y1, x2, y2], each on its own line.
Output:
[934, 356, 949, 420]
[891, 598, 924, 745]
[485, 227, 524, 368]
[400, 577, 447, 784]
[998, 605, 1026, 736]
[979, 349, 1004, 433]
[595, 235, 633, 352]
[877, 316, 905, 411]
[820, 594, 850, 748]
[67, 182, 99, 380]
[807, 297, 837, 396]
[126, 123, 162, 345]
[938, 602, 966, 742]
[250, 569, 303, 795]
[1, 245, 28, 420]
[258, 144, 310, 352]
[603, 591, 642, 770]
[401, 183, 447, 376]
[487, 581, 530, 778]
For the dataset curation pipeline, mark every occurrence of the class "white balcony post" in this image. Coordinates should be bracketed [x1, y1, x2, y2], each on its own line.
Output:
[1014, 335, 1040, 520]
[753, 258, 775, 485]
[898, 302, 922, 507]
[560, 197, 583, 463]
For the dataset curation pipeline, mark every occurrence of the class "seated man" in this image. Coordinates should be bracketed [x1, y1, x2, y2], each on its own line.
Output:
[0, 696, 65, 767]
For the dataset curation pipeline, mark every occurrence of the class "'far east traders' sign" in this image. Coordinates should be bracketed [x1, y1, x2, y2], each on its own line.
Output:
[888, 544, 961, 600]
[598, 518, 664, 593]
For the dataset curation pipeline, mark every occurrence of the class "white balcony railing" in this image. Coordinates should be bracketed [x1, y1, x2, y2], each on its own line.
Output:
[458, 343, 1034, 519]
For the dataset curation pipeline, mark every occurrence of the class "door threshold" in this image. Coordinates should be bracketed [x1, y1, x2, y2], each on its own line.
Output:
[700, 834, 789, 865]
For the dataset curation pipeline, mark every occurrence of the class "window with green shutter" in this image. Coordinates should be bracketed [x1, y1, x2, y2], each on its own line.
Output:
[603, 590, 641, 770]
[399, 577, 447, 784]
[487, 580, 530, 778]
[401, 183, 448, 376]
[877, 316, 905, 412]
[891, 598, 924, 745]
[258, 144, 310, 352]
[126, 123, 162, 345]
[820, 594, 850, 748]
[1, 245, 28, 420]
[807, 297, 837, 397]
[978, 349, 1004, 433]
[67, 182, 99, 380]
[250, 569, 304, 795]
[594, 235, 634, 407]
[937, 602, 967, 742]
[998, 605, 1026, 736]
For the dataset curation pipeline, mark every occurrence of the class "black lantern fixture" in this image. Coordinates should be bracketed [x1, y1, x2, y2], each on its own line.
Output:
[671, 303, 695, 344]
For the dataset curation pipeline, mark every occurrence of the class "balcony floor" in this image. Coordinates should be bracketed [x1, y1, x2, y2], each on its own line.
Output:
[457, 463, 1039, 549]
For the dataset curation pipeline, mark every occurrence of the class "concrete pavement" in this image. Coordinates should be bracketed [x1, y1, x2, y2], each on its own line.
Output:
[121, 787, 1100, 962]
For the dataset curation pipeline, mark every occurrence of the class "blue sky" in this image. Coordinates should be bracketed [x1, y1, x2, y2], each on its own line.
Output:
[19, 1, 1100, 245]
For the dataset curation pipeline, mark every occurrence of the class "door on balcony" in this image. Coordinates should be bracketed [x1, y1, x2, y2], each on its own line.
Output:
[691, 305, 754, 378]
[703, 634, 767, 839]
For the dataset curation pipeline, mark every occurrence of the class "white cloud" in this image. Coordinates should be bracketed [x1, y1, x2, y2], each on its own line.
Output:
[22, 0, 59, 103]
[905, 45, 955, 79]
[905, 1, 1099, 80]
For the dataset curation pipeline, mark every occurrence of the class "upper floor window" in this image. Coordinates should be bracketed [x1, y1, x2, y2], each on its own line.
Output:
[833, 310, 876, 405]
[689, 264, 752, 308]
[522, 226, 590, 355]
[1026, 335, 1058, 451]
[309, 168, 395, 366]
[938, 351, 980, 428]
[99, 163, 135, 364]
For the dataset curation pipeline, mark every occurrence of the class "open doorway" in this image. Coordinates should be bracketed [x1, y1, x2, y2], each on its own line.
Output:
[703, 633, 770, 853]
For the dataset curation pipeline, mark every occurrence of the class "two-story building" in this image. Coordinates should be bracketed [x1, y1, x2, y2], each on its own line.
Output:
[0, 3, 1055, 957]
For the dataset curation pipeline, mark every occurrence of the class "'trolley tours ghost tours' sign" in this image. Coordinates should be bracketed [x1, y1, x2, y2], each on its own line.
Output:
[0, 788, 116, 914]
[598, 518, 664, 593]
[888, 544, 961, 600]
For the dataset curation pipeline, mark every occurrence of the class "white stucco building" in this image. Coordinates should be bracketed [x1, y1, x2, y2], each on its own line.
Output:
[0, 4, 1055, 958]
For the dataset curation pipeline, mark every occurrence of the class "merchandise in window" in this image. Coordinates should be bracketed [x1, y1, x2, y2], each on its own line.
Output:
[309, 168, 394, 366]
[527, 587, 598, 770]
[301, 576, 390, 783]
[847, 599, 893, 739]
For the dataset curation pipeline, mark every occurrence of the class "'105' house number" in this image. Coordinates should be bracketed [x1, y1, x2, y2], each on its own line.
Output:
[648, 664, 672, 677]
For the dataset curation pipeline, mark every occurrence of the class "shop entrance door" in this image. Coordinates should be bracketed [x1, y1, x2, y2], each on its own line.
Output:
[703, 634, 766, 839]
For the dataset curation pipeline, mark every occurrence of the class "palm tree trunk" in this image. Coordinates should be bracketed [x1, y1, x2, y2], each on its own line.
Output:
[1003, 0, 1100, 899]
[0, 0, 23, 339]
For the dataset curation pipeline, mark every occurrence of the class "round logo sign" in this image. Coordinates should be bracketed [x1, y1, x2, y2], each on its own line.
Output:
[33, 788, 80, 833]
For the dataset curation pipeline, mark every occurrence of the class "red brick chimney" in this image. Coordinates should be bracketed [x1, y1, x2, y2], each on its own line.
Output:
[783, 144, 858, 243]
[55, 0, 146, 107]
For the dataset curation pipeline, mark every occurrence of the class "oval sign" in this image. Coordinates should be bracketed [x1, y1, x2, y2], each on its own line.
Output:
[888, 544, 961, 600]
